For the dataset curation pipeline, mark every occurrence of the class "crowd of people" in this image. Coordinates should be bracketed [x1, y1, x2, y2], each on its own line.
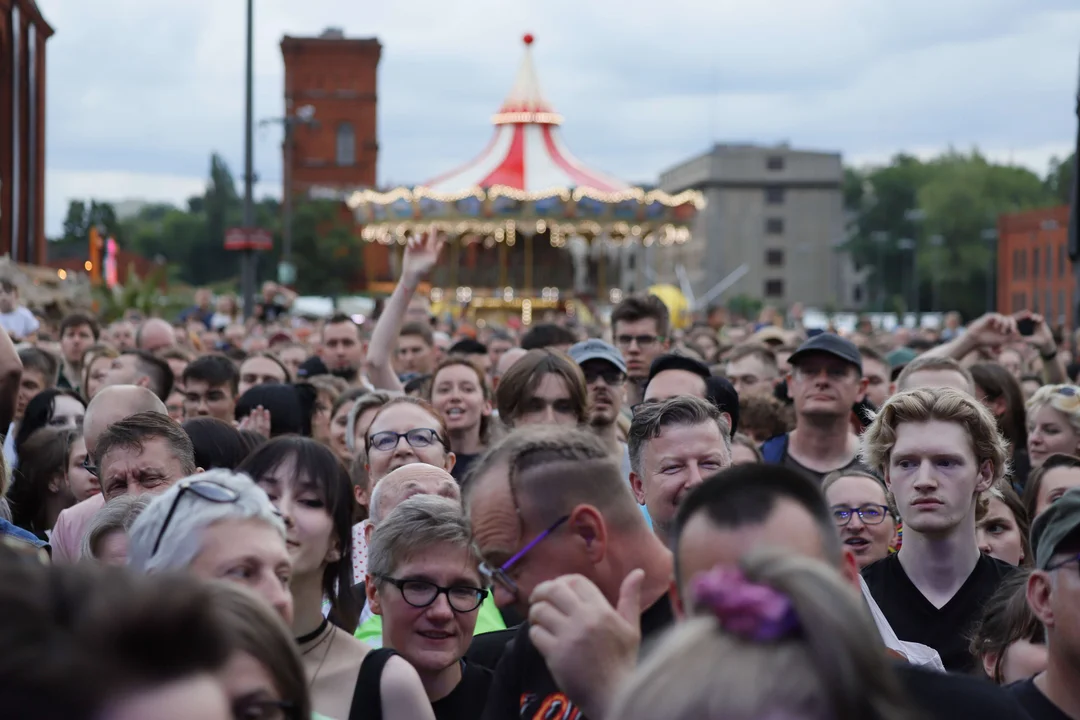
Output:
[0, 232, 1079, 719]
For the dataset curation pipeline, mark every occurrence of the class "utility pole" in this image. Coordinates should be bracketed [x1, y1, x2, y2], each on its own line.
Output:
[241, 0, 256, 318]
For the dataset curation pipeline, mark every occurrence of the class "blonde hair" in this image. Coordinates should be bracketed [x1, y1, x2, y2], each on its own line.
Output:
[608, 550, 919, 720]
[860, 388, 1010, 482]
[1026, 384, 1080, 437]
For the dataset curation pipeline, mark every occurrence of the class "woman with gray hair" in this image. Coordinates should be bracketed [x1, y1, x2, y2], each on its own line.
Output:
[126, 468, 294, 624]
[80, 494, 152, 565]
[363, 494, 492, 719]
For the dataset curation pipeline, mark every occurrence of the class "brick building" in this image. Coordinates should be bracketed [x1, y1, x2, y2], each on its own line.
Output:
[0, 0, 52, 265]
[997, 205, 1072, 327]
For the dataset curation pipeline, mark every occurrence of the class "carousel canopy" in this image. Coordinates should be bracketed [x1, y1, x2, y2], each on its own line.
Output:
[344, 34, 704, 245]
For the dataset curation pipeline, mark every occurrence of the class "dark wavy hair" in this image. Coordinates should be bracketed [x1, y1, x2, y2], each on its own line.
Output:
[236, 436, 358, 632]
[14, 389, 85, 461]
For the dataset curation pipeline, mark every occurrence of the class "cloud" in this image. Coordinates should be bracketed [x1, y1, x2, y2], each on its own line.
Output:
[43, 0, 1080, 236]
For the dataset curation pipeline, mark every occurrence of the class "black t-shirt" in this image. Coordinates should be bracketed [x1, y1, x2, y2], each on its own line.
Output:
[432, 660, 492, 720]
[450, 453, 479, 484]
[894, 662, 1031, 720]
[480, 592, 674, 720]
[1006, 677, 1075, 720]
[862, 552, 1014, 673]
[466, 627, 518, 673]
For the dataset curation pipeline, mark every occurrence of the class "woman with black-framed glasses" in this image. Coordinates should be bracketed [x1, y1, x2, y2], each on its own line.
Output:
[364, 397, 456, 482]
[365, 494, 492, 720]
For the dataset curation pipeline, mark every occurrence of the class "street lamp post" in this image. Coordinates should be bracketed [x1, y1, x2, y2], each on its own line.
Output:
[241, 0, 256, 319]
[262, 105, 316, 286]
[982, 228, 999, 314]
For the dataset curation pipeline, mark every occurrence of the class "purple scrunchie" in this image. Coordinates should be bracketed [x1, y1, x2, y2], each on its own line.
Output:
[691, 566, 800, 641]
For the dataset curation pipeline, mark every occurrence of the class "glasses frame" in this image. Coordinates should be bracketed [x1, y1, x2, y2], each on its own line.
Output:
[377, 575, 489, 613]
[81, 455, 99, 478]
[367, 427, 447, 453]
[479, 514, 570, 597]
[1047, 552, 1080, 573]
[831, 503, 891, 527]
[581, 368, 626, 386]
[615, 334, 664, 349]
[151, 479, 240, 557]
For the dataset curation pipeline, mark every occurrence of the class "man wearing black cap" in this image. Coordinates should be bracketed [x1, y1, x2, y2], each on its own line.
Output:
[568, 339, 629, 463]
[761, 334, 869, 484]
[643, 354, 739, 435]
[1010, 488, 1080, 719]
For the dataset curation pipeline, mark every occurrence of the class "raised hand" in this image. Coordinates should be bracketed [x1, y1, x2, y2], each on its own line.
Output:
[965, 312, 1018, 350]
[401, 228, 445, 286]
[1014, 310, 1056, 356]
[238, 405, 272, 438]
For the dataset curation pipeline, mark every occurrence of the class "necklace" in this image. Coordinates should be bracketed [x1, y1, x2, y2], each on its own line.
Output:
[296, 618, 329, 646]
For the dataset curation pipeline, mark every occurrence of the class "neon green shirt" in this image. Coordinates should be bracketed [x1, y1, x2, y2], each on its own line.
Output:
[354, 592, 506, 646]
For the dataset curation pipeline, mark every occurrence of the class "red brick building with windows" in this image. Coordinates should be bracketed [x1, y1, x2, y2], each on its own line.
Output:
[0, 0, 52, 266]
[997, 205, 1072, 327]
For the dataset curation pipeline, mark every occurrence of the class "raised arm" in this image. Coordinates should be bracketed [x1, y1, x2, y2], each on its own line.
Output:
[365, 230, 444, 392]
[1022, 311, 1067, 385]
[917, 312, 1017, 361]
[0, 328, 22, 433]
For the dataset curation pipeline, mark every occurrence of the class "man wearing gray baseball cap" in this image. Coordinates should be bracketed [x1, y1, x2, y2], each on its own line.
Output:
[1009, 488, 1080, 718]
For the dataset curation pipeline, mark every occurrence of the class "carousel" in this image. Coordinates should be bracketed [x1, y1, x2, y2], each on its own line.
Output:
[345, 34, 704, 325]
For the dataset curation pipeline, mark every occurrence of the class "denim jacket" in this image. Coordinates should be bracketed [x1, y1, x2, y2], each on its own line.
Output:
[0, 517, 49, 550]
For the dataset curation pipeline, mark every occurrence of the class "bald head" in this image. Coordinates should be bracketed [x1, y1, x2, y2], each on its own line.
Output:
[369, 464, 460, 525]
[495, 347, 528, 382]
[137, 318, 176, 353]
[84, 385, 169, 454]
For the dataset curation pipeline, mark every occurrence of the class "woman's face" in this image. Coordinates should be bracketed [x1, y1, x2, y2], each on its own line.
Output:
[823, 475, 897, 569]
[366, 404, 452, 482]
[1027, 405, 1080, 468]
[311, 392, 333, 444]
[188, 518, 294, 624]
[256, 455, 339, 581]
[1035, 465, 1080, 517]
[370, 542, 483, 676]
[431, 365, 490, 438]
[49, 395, 85, 430]
[976, 496, 1025, 565]
[67, 435, 99, 502]
[329, 400, 356, 462]
[95, 529, 130, 566]
[218, 651, 287, 720]
[85, 355, 112, 400]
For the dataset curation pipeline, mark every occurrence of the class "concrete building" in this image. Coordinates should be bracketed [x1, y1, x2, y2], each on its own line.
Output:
[0, 0, 52, 265]
[997, 205, 1072, 327]
[645, 143, 859, 310]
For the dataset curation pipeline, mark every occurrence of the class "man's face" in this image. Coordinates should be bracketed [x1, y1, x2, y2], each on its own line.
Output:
[111, 322, 136, 351]
[61, 323, 95, 365]
[0, 286, 17, 313]
[99, 436, 190, 501]
[15, 369, 47, 420]
[183, 380, 237, 422]
[1029, 544, 1080, 671]
[884, 420, 991, 539]
[322, 321, 364, 373]
[238, 356, 286, 397]
[488, 339, 514, 375]
[900, 369, 973, 396]
[632, 421, 731, 539]
[102, 354, 142, 388]
[580, 360, 625, 427]
[397, 334, 435, 374]
[643, 369, 706, 404]
[861, 358, 891, 409]
[676, 498, 831, 606]
[614, 318, 666, 380]
[788, 354, 867, 419]
[515, 373, 577, 427]
[725, 355, 777, 399]
[278, 346, 306, 380]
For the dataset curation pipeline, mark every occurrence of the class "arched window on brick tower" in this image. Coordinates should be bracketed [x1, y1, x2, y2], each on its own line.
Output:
[336, 122, 355, 166]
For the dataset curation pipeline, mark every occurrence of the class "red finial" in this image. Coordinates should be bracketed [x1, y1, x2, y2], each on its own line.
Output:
[523, 33, 534, 46]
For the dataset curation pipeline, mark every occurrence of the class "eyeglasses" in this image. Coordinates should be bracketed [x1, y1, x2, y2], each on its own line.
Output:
[479, 515, 570, 597]
[615, 334, 662, 349]
[582, 368, 626, 386]
[231, 698, 299, 720]
[152, 479, 240, 557]
[831, 504, 891, 526]
[368, 428, 445, 453]
[81, 455, 99, 478]
[377, 575, 488, 613]
[1047, 553, 1080, 574]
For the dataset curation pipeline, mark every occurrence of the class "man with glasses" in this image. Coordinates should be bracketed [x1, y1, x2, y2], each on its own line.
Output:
[861, 387, 1014, 673]
[463, 426, 673, 720]
[611, 294, 670, 407]
[761, 334, 870, 484]
[628, 396, 731, 545]
[1011, 488, 1080, 718]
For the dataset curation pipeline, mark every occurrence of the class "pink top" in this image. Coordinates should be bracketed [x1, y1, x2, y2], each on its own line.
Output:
[51, 494, 105, 563]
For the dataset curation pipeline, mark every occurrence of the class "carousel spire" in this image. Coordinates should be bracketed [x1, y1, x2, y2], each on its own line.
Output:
[492, 34, 563, 125]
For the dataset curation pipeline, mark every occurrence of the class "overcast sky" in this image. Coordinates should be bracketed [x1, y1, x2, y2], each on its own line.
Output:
[43, 0, 1079, 236]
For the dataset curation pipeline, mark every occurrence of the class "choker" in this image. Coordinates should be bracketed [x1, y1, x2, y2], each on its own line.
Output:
[295, 618, 329, 646]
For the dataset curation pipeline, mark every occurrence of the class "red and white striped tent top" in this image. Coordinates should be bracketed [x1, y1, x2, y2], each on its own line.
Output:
[423, 34, 629, 194]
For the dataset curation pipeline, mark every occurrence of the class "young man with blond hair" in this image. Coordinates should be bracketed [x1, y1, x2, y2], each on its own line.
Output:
[860, 387, 1014, 672]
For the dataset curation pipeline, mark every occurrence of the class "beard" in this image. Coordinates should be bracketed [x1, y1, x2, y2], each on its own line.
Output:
[330, 366, 358, 383]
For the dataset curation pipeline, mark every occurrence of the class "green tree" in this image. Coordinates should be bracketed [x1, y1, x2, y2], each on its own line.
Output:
[289, 200, 363, 297]
[1045, 152, 1076, 205]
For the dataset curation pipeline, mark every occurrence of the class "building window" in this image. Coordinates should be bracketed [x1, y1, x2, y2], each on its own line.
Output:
[765, 187, 785, 205]
[1060, 290, 1067, 320]
[766, 156, 784, 171]
[765, 218, 784, 235]
[335, 122, 355, 166]
[1047, 245, 1053, 278]
[764, 279, 784, 297]
[765, 248, 785, 267]
[1060, 245, 1067, 278]
[1047, 290, 1053, 317]
[1034, 248, 1040, 279]
[1011, 250, 1019, 280]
